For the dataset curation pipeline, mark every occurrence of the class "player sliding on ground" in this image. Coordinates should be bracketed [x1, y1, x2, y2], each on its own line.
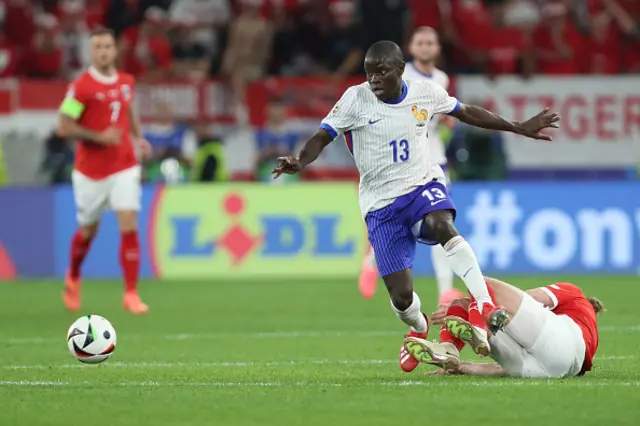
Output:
[358, 27, 464, 306]
[404, 278, 601, 378]
[57, 28, 152, 314]
[273, 40, 560, 373]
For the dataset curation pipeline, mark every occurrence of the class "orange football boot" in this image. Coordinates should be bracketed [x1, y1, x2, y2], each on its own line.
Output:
[63, 270, 81, 311]
[123, 292, 149, 315]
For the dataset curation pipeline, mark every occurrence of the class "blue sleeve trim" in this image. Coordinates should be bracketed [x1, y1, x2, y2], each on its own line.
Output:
[319, 122, 338, 140]
[446, 100, 461, 115]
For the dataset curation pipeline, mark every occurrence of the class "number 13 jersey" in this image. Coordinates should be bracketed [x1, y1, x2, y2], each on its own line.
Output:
[59, 67, 137, 179]
[320, 79, 460, 217]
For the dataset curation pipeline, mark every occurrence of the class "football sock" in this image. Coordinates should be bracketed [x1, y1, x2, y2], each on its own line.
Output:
[431, 244, 454, 296]
[391, 291, 429, 334]
[440, 304, 468, 352]
[444, 236, 493, 313]
[365, 248, 377, 268]
[468, 283, 496, 332]
[120, 231, 140, 293]
[69, 230, 93, 280]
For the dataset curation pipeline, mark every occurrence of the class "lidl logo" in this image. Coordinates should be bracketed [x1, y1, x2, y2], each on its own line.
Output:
[150, 185, 366, 278]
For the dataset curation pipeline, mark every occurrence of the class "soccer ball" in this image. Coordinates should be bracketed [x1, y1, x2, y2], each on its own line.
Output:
[66, 315, 117, 364]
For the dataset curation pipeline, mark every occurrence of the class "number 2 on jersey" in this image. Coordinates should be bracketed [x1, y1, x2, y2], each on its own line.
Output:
[109, 101, 121, 123]
[389, 139, 409, 163]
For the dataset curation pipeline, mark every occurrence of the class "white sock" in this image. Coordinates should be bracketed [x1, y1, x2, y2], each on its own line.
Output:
[431, 244, 454, 296]
[365, 248, 377, 268]
[444, 236, 493, 313]
[391, 291, 428, 333]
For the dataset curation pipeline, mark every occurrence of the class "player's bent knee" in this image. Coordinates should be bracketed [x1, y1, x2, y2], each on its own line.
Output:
[115, 210, 138, 233]
[389, 291, 413, 311]
[423, 211, 458, 245]
[449, 297, 470, 310]
[382, 271, 414, 311]
[80, 223, 100, 239]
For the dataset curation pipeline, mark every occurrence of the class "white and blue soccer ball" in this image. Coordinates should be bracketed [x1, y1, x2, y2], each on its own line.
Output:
[67, 315, 117, 364]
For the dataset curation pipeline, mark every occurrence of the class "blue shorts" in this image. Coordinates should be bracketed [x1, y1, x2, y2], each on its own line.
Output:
[365, 179, 456, 277]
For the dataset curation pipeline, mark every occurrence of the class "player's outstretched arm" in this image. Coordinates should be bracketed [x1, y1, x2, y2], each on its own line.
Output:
[457, 362, 509, 377]
[272, 129, 333, 179]
[450, 104, 560, 141]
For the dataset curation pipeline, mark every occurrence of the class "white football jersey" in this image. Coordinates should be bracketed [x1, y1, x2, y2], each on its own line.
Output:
[403, 62, 450, 166]
[320, 80, 459, 216]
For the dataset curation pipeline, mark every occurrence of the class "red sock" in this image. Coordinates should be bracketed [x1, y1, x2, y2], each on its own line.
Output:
[120, 232, 140, 293]
[440, 305, 468, 352]
[468, 282, 497, 332]
[69, 231, 93, 280]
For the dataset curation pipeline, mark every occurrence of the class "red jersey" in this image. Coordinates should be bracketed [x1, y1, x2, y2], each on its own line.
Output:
[62, 68, 137, 179]
[544, 283, 599, 375]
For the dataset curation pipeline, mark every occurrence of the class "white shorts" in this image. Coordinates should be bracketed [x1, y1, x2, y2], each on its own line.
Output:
[489, 293, 586, 378]
[72, 165, 142, 225]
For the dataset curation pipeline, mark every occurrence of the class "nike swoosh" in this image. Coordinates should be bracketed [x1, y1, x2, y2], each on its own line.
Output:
[369, 118, 382, 125]
[430, 199, 447, 206]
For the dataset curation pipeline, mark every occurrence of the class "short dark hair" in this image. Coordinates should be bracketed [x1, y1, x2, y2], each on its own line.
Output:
[90, 27, 116, 39]
[365, 41, 404, 65]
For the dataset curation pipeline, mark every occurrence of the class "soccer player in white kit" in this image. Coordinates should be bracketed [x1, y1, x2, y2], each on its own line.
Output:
[273, 41, 560, 373]
[358, 27, 464, 306]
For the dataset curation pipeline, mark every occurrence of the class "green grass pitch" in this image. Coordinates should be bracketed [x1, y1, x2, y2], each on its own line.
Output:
[1, 276, 639, 426]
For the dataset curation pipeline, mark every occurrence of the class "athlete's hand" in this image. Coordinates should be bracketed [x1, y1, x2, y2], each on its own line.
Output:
[97, 126, 121, 145]
[134, 137, 153, 159]
[430, 303, 448, 326]
[272, 156, 302, 179]
[518, 108, 560, 141]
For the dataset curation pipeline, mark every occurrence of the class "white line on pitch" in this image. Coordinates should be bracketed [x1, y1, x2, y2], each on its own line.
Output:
[4, 325, 638, 346]
[4, 356, 632, 371]
[1, 380, 639, 388]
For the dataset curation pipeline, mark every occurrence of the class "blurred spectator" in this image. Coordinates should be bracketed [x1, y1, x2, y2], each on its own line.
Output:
[446, 0, 491, 73]
[3, 0, 35, 48]
[485, 2, 534, 76]
[587, 3, 623, 74]
[57, 0, 92, 79]
[119, 6, 172, 80]
[253, 99, 299, 182]
[143, 101, 196, 167]
[107, 0, 144, 36]
[532, 3, 585, 74]
[447, 121, 508, 181]
[357, 0, 410, 48]
[41, 130, 73, 184]
[190, 121, 228, 182]
[324, 0, 363, 77]
[107, 0, 171, 36]
[169, 0, 230, 56]
[21, 14, 63, 79]
[221, 0, 273, 110]
[502, 0, 540, 29]
[171, 17, 211, 81]
[0, 9, 18, 78]
[410, 0, 446, 31]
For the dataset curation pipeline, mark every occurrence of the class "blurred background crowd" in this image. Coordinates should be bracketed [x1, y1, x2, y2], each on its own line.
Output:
[0, 0, 638, 186]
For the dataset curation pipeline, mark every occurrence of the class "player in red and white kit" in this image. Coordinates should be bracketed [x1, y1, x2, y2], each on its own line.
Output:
[403, 277, 602, 378]
[57, 28, 152, 314]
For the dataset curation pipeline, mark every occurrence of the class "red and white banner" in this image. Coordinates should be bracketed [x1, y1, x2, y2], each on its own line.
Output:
[457, 76, 640, 167]
[1, 76, 638, 168]
[0, 77, 364, 127]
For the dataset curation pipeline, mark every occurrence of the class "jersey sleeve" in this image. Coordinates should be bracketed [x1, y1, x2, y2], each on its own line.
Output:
[540, 283, 584, 310]
[59, 81, 88, 120]
[431, 81, 460, 116]
[319, 87, 359, 140]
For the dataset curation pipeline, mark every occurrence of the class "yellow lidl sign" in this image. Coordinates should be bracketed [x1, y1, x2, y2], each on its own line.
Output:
[150, 183, 366, 278]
